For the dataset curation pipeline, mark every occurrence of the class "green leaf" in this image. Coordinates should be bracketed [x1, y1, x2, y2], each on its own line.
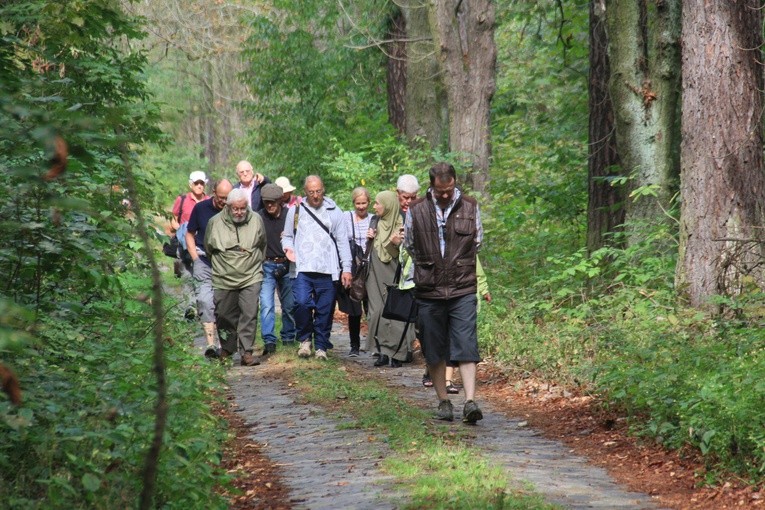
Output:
[81, 473, 101, 492]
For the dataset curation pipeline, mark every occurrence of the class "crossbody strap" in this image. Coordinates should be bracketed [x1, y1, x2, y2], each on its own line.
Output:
[300, 203, 342, 272]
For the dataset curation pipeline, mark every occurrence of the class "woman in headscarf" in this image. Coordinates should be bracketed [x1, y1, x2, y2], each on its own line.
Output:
[365, 190, 414, 367]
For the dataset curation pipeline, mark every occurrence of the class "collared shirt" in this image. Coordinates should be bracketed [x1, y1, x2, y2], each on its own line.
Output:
[403, 187, 482, 258]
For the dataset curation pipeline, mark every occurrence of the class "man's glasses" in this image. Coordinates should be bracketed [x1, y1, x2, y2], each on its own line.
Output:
[231, 206, 248, 214]
[306, 190, 324, 196]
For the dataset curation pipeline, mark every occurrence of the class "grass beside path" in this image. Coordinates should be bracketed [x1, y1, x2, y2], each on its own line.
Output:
[268, 351, 556, 510]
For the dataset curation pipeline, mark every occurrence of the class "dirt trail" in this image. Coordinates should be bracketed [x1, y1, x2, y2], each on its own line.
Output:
[213, 321, 663, 509]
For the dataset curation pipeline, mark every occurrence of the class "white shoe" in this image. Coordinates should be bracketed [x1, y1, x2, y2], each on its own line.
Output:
[298, 340, 312, 358]
[315, 349, 327, 360]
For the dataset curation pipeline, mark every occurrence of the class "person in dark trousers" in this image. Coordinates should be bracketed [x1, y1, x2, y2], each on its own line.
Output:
[205, 188, 267, 366]
[404, 162, 484, 424]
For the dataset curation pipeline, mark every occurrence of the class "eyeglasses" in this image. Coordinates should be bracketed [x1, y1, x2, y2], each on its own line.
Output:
[306, 190, 324, 196]
[237, 169, 253, 175]
[231, 206, 248, 214]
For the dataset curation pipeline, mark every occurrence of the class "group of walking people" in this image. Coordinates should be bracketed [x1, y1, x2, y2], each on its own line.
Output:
[168, 161, 489, 423]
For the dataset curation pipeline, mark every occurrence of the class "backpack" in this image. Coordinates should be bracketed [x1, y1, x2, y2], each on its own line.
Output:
[162, 194, 192, 264]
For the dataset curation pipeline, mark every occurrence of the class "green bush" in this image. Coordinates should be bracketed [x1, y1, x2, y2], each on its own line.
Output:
[0, 275, 230, 509]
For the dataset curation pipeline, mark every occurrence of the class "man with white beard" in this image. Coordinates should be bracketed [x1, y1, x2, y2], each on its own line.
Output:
[205, 188, 267, 366]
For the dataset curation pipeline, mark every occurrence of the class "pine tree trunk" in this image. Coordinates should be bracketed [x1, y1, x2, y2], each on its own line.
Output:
[605, 0, 681, 242]
[428, 0, 496, 194]
[677, 0, 765, 310]
[587, 0, 624, 253]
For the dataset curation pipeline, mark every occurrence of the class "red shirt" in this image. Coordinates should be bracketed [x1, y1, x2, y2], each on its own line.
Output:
[172, 192, 207, 224]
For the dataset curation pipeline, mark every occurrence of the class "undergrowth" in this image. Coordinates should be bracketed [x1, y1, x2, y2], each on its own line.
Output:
[481, 220, 765, 484]
[0, 272, 230, 509]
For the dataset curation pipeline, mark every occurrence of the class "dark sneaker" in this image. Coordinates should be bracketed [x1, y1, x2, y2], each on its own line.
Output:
[435, 400, 454, 421]
[241, 352, 261, 366]
[262, 343, 276, 356]
[348, 348, 360, 357]
[204, 345, 219, 359]
[462, 400, 483, 424]
[373, 354, 389, 367]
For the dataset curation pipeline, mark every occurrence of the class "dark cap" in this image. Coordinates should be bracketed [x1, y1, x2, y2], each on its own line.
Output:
[261, 183, 284, 202]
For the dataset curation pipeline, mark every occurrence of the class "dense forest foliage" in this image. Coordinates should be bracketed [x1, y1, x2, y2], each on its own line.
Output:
[2, 0, 764, 507]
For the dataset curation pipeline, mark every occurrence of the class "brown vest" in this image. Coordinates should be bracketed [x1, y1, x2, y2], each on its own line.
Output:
[409, 192, 478, 300]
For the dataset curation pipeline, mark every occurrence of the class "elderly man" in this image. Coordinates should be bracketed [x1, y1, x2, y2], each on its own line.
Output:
[205, 188, 267, 366]
[257, 183, 296, 355]
[404, 162, 484, 424]
[234, 160, 270, 212]
[186, 179, 233, 358]
[282, 175, 352, 360]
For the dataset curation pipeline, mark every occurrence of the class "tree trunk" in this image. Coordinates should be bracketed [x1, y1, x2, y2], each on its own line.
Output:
[428, 0, 496, 194]
[605, 0, 681, 242]
[677, 1, 765, 310]
[400, 1, 448, 151]
[587, 0, 624, 253]
[386, 10, 407, 134]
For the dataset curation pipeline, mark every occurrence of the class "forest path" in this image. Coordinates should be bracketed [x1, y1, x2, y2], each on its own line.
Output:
[204, 321, 662, 509]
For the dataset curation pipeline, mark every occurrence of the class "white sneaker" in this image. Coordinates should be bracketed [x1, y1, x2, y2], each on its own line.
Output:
[315, 349, 327, 360]
[298, 340, 312, 358]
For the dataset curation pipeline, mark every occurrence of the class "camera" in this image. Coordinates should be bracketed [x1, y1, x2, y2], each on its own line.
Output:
[273, 262, 289, 279]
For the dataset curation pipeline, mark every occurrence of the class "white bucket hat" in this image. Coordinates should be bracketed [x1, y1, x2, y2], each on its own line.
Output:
[274, 176, 296, 193]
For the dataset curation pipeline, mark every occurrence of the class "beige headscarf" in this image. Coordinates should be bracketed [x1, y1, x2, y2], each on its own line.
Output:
[373, 190, 401, 264]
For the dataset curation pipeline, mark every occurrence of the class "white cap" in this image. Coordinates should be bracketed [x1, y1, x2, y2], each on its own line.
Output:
[274, 176, 296, 193]
[189, 171, 208, 184]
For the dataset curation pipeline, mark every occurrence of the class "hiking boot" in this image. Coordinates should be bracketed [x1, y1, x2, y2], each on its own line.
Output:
[298, 340, 312, 358]
[219, 349, 232, 364]
[373, 354, 389, 367]
[204, 345, 220, 359]
[348, 348, 360, 357]
[435, 400, 454, 421]
[462, 400, 483, 424]
[241, 352, 261, 367]
[315, 349, 328, 360]
[389, 358, 402, 368]
[262, 343, 276, 356]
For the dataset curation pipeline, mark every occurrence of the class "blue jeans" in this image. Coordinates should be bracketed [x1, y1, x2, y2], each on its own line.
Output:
[259, 261, 296, 344]
[292, 272, 336, 351]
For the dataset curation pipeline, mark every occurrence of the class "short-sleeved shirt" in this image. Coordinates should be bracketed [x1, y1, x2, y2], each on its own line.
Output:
[186, 198, 223, 258]
[172, 192, 207, 224]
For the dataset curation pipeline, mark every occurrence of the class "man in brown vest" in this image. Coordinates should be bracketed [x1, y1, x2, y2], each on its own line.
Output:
[403, 162, 484, 424]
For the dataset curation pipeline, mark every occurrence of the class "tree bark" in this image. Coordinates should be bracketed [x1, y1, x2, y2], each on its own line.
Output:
[677, 1, 765, 310]
[605, 0, 681, 242]
[428, 0, 496, 194]
[400, 1, 448, 150]
[386, 10, 407, 134]
[587, 0, 624, 253]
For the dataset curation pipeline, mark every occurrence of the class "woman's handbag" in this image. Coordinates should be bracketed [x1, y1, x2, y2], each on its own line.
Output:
[382, 263, 417, 323]
[348, 215, 374, 302]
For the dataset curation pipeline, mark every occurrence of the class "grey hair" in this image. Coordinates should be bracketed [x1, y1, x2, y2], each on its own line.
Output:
[226, 188, 250, 205]
[396, 174, 420, 194]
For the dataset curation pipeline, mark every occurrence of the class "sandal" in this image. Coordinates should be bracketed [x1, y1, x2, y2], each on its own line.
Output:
[422, 374, 433, 387]
[446, 380, 460, 394]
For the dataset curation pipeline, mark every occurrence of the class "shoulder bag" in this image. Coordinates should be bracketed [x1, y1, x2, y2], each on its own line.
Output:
[382, 262, 417, 323]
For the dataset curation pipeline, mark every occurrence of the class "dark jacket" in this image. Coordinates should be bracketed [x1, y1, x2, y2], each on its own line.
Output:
[408, 191, 478, 300]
